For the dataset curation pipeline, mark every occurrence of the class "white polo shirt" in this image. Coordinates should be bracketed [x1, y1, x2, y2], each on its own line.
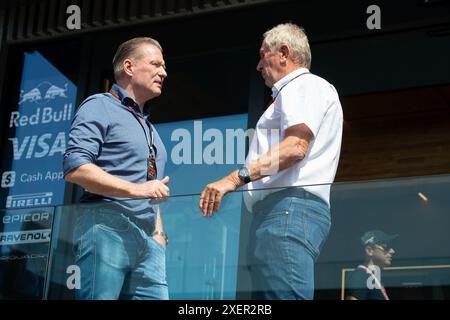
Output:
[243, 68, 343, 211]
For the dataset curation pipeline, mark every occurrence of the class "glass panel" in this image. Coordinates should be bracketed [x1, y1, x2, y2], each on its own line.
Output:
[1, 51, 78, 209]
[1, 174, 450, 299]
[154, 113, 248, 196]
[319, 175, 450, 300]
[44, 191, 244, 300]
[0, 42, 80, 300]
[0, 206, 54, 299]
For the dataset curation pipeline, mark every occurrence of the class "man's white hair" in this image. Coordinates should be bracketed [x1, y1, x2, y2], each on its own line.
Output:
[262, 23, 311, 69]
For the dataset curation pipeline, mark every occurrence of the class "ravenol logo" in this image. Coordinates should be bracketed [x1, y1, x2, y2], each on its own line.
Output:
[19, 81, 68, 105]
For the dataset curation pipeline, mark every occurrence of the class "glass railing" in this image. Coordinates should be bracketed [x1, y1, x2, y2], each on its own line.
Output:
[43, 191, 244, 300]
[0, 204, 54, 299]
[318, 174, 450, 300]
[1, 174, 450, 300]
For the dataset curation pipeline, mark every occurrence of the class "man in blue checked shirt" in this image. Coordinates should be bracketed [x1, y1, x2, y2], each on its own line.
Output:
[64, 37, 170, 300]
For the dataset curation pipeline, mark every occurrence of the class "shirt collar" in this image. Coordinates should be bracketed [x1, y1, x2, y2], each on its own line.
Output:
[111, 83, 143, 115]
[271, 67, 309, 99]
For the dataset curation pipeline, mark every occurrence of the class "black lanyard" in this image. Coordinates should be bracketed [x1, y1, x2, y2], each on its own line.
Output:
[272, 71, 311, 102]
[125, 98, 154, 150]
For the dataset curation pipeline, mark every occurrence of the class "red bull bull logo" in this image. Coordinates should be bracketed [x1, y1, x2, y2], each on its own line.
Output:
[19, 81, 68, 105]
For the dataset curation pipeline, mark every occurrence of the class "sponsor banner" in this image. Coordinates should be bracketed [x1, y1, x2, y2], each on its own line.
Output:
[0, 207, 53, 245]
[0, 229, 51, 246]
[0, 207, 54, 298]
[0, 253, 47, 261]
[6, 192, 53, 209]
[0, 51, 77, 208]
[2, 209, 51, 225]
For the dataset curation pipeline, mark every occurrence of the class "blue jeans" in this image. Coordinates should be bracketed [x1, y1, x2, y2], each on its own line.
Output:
[248, 188, 331, 300]
[72, 207, 168, 300]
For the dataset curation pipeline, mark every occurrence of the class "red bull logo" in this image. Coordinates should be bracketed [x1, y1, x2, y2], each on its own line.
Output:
[19, 81, 68, 105]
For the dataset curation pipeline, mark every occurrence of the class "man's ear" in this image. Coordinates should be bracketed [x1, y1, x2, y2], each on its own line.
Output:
[365, 245, 374, 257]
[123, 58, 134, 77]
[279, 44, 290, 63]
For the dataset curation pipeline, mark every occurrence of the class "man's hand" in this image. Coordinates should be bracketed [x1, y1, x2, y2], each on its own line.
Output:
[65, 163, 171, 200]
[199, 172, 241, 217]
[134, 176, 170, 198]
[152, 234, 167, 249]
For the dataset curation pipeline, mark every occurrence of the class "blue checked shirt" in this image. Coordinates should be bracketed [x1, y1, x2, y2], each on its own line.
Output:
[63, 84, 167, 230]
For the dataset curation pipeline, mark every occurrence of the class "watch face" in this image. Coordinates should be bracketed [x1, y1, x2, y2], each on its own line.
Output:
[239, 167, 250, 182]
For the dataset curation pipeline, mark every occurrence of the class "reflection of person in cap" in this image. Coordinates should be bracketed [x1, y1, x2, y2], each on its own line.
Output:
[346, 230, 398, 300]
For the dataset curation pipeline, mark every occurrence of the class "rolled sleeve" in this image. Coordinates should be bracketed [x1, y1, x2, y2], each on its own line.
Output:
[63, 97, 109, 176]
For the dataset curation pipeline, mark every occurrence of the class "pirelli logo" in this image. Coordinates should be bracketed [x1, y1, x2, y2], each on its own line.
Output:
[6, 192, 53, 208]
[0, 229, 51, 245]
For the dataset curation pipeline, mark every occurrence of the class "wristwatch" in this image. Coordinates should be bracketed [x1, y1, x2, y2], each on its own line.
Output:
[152, 230, 168, 245]
[238, 166, 251, 184]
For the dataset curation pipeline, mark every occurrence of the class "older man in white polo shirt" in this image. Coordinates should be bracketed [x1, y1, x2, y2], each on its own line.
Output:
[199, 23, 343, 300]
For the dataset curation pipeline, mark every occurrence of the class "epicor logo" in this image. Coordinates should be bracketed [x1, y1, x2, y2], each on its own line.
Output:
[19, 81, 68, 105]
[1, 171, 16, 188]
[2, 211, 50, 224]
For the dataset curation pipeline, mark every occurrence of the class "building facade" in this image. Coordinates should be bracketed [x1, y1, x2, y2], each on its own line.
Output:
[1, 0, 450, 299]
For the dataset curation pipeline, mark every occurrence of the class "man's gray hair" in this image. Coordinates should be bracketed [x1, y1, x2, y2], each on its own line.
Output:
[112, 37, 163, 81]
[262, 23, 311, 69]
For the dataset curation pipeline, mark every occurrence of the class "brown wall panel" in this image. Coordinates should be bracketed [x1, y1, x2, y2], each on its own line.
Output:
[336, 85, 450, 181]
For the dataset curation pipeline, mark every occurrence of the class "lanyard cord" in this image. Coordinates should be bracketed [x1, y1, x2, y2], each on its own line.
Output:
[263, 72, 311, 111]
[109, 90, 154, 152]
[357, 265, 390, 300]
[272, 71, 311, 102]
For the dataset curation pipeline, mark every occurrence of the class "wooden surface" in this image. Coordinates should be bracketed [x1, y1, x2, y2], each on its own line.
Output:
[336, 85, 450, 181]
